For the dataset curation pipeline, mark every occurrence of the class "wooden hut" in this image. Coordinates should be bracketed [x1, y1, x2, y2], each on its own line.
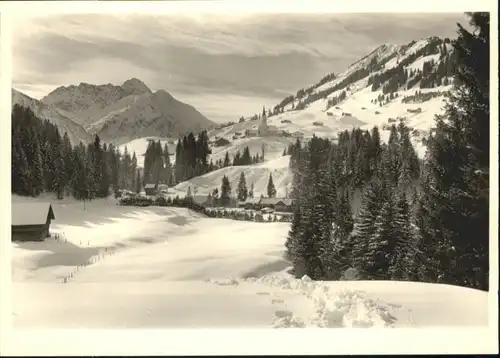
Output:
[11, 202, 55, 241]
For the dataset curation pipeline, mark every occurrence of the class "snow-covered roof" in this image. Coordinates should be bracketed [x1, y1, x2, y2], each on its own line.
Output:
[12, 202, 55, 226]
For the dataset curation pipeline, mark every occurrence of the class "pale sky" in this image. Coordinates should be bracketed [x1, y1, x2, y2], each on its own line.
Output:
[12, 12, 468, 123]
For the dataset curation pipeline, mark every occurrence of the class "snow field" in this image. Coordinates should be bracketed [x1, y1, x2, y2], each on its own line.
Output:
[10, 195, 490, 331]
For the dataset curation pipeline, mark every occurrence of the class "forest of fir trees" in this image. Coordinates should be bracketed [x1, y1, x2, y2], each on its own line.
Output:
[285, 12, 489, 292]
[12, 104, 141, 200]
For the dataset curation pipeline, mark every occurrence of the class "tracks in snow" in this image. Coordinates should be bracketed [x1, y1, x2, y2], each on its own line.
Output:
[207, 274, 415, 328]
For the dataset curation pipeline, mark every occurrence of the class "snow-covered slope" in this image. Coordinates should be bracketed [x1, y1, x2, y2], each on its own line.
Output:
[11, 194, 490, 331]
[210, 37, 453, 153]
[41, 78, 216, 145]
[173, 155, 293, 197]
[11, 89, 93, 145]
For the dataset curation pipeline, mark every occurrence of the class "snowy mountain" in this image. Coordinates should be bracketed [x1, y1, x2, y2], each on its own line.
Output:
[11, 89, 93, 145]
[41, 78, 216, 145]
[41, 78, 152, 124]
[161, 36, 455, 196]
[209, 36, 454, 155]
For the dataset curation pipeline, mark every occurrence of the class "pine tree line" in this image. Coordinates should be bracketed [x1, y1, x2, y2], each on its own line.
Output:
[286, 123, 419, 194]
[12, 104, 140, 200]
[173, 131, 211, 183]
[284, 13, 489, 291]
[284, 121, 420, 281]
[143, 140, 174, 186]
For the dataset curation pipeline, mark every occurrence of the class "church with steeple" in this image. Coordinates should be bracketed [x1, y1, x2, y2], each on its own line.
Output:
[258, 112, 268, 136]
[247, 107, 278, 137]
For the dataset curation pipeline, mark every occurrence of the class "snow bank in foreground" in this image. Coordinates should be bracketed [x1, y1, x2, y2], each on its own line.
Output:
[12, 273, 489, 329]
[246, 273, 489, 328]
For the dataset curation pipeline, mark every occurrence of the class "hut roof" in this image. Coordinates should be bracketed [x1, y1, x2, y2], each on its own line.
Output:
[11, 202, 55, 226]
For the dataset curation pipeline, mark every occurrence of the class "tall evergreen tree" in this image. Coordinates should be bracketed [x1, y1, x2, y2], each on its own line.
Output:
[32, 138, 45, 196]
[220, 175, 232, 206]
[417, 13, 489, 291]
[223, 151, 231, 167]
[267, 173, 277, 198]
[99, 144, 111, 197]
[70, 144, 89, 200]
[248, 182, 254, 198]
[135, 169, 142, 193]
[174, 139, 184, 183]
[163, 143, 172, 184]
[52, 142, 66, 199]
[350, 179, 386, 275]
[237, 172, 248, 201]
[389, 192, 419, 281]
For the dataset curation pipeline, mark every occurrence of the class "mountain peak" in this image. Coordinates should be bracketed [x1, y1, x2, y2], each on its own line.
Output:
[121, 78, 152, 95]
[154, 89, 174, 99]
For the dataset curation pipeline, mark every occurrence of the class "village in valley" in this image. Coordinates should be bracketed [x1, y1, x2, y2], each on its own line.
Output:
[112, 112, 297, 224]
[7, 10, 493, 339]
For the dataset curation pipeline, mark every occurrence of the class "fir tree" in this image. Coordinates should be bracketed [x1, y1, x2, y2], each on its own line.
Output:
[285, 203, 301, 262]
[99, 145, 111, 197]
[223, 151, 231, 167]
[135, 169, 142, 193]
[163, 143, 172, 184]
[242, 146, 251, 165]
[32, 139, 45, 196]
[267, 173, 277, 198]
[237, 172, 248, 201]
[417, 13, 489, 290]
[70, 144, 89, 200]
[365, 186, 396, 280]
[52, 144, 66, 199]
[389, 191, 418, 281]
[174, 139, 184, 183]
[220, 175, 232, 206]
[350, 179, 385, 275]
[17, 146, 32, 196]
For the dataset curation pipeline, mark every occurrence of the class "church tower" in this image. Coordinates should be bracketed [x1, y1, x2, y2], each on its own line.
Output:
[258, 112, 268, 137]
